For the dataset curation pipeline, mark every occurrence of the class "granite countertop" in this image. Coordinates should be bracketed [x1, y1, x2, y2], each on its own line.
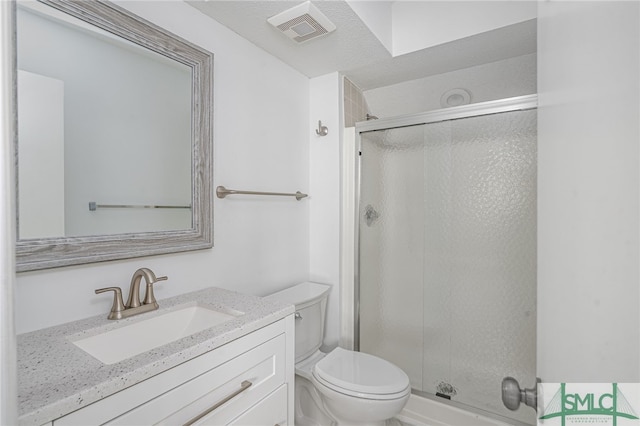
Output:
[17, 287, 294, 426]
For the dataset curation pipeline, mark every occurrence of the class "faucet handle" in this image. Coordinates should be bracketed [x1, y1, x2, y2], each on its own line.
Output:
[95, 287, 126, 320]
[143, 275, 168, 306]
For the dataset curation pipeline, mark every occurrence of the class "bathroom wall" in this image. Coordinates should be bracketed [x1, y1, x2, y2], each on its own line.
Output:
[1, 0, 18, 422]
[537, 0, 639, 382]
[364, 53, 536, 118]
[15, 0, 311, 334]
[309, 72, 341, 349]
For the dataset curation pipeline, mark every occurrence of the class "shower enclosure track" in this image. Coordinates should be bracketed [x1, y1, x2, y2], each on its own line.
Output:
[355, 94, 538, 134]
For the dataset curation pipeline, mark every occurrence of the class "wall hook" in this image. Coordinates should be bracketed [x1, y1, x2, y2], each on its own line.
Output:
[315, 120, 328, 136]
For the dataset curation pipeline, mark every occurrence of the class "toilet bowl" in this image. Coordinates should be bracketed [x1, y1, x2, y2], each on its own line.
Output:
[311, 347, 410, 425]
[266, 282, 410, 426]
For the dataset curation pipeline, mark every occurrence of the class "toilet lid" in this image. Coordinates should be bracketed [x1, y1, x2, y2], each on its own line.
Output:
[313, 347, 410, 396]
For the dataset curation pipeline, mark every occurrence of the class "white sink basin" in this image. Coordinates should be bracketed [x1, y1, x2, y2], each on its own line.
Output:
[71, 305, 243, 364]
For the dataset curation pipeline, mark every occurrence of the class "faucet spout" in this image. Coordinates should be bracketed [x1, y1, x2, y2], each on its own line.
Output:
[126, 267, 164, 308]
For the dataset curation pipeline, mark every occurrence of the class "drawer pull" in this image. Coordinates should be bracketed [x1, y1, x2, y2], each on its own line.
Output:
[183, 380, 253, 426]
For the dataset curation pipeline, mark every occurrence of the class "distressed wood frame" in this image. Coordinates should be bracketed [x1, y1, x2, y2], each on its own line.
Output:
[15, 0, 213, 272]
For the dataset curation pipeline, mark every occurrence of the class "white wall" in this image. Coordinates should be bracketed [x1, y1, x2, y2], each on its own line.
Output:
[15, 0, 311, 334]
[364, 53, 536, 118]
[392, 1, 536, 56]
[537, 1, 639, 382]
[0, 0, 18, 422]
[309, 72, 341, 349]
[17, 71, 65, 238]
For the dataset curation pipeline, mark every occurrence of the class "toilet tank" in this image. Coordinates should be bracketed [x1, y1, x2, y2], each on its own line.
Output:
[266, 282, 331, 363]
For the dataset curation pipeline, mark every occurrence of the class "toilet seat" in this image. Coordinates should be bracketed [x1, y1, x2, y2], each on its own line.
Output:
[312, 347, 410, 400]
[295, 350, 326, 381]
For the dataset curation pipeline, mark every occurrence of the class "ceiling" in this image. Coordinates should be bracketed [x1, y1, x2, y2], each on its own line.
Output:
[186, 1, 536, 91]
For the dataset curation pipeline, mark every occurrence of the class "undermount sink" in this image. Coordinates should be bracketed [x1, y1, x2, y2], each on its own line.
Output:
[71, 304, 243, 364]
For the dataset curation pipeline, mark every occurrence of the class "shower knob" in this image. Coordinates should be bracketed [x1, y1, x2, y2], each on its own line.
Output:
[502, 377, 537, 411]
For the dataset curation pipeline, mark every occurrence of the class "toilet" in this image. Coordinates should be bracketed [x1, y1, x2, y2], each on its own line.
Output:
[266, 282, 410, 426]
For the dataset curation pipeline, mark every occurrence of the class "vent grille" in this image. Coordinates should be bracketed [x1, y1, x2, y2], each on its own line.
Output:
[268, 2, 336, 44]
[277, 13, 328, 43]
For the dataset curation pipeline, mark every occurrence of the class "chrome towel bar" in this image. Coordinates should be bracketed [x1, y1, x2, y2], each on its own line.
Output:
[89, 202, 190, 211]
[216, 185, 308, 201]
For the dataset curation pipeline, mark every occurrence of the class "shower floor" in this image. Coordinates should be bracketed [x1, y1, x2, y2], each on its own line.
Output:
[393, 394, 530, 426]
[390, 418, 423, 426]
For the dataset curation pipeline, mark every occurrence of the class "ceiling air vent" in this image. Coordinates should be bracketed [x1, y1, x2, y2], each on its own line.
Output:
[268, 1, 336, 44]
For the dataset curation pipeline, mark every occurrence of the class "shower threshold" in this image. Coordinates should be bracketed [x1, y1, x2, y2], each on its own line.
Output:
[397, 392, 534, 426]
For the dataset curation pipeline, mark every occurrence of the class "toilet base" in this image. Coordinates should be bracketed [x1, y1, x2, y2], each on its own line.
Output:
[315, 383, 410, 426]
[295, 375, 336, 426]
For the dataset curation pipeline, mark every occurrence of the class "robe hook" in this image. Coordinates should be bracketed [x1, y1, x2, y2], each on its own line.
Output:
[315, 120, 328, 136]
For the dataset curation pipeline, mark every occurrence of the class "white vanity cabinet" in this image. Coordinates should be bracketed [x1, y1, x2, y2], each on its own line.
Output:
[52, 317, 293, 426]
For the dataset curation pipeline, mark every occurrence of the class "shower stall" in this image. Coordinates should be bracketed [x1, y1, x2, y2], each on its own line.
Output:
[353, 96, 537, 425]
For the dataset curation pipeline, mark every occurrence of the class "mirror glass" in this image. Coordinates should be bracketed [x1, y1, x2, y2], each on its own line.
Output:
[17, 1, 192, 238]
[15, 0, 213, 272]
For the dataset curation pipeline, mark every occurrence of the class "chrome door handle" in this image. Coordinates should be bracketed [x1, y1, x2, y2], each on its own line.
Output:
[502, 377, 537, 411]
[183, 380, 253, 426]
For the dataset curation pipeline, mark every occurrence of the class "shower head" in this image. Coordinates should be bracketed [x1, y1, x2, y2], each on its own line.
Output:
[366, 113, 378, 120]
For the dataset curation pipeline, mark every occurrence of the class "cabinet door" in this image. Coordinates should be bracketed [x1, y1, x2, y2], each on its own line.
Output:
[108, 334, 285, 425]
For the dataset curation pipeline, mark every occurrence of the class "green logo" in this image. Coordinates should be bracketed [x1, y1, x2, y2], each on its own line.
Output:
[540, 383, 639, 425]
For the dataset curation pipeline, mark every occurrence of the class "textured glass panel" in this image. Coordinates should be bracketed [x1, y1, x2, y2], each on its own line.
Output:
[422, 120, 455, 397]
[359, 126, 425, 390]
[425, 110, 537, 424]
[359, 109, 537, 424]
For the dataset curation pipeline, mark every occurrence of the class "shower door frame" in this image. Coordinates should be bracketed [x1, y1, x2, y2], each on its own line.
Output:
[342, 94, 538, 351]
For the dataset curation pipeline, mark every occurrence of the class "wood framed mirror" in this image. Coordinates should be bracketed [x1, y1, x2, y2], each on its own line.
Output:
[14, 0, 213, 272]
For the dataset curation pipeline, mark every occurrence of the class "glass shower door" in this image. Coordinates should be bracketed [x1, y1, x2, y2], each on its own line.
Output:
[358, 108, 537, 424]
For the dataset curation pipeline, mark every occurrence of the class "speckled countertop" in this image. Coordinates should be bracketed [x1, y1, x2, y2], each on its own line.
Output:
[17, 287, 294, 426]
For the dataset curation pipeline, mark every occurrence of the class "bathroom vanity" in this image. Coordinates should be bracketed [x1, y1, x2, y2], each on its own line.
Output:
[17, 287, 295, 426]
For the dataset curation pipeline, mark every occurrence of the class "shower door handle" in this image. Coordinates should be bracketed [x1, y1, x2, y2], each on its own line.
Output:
[502, 377, 538, 411]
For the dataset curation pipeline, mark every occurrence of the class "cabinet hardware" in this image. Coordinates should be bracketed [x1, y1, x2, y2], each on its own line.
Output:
[183, 380, 253, 425]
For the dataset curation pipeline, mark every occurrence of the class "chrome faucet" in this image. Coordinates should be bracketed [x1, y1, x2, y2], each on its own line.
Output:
[95, 268, 168, 320]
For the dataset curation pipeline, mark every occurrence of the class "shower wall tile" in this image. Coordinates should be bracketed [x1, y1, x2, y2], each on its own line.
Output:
[344, 77, 369, 127]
